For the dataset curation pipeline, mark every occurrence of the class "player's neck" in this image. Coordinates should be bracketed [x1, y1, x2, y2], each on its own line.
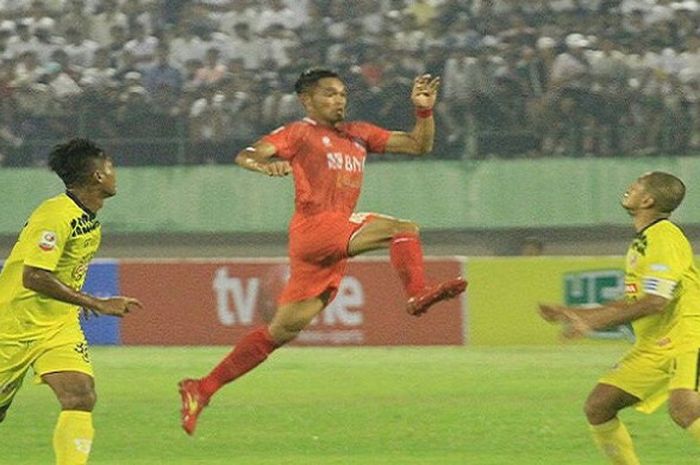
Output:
[305, 114, 340, 129]
[67, 188, 104, 215]
[633, 211, 669, 232]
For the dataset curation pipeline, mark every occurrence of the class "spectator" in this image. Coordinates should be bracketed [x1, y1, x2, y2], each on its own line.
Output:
[63, 27, 98, 69]
[91, 0, 129, 47]
[143, 43, 182, 97]
[169, 20, 208, 71]
[193, 47, 227, 87]
[6, 20, 42, 61]
[59, 0, 92, 37]
[123, 22, 158, 69]
[33, 17, 64, 63]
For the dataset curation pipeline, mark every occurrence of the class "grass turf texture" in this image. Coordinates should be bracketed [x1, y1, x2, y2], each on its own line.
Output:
[2, 345, 696, 465]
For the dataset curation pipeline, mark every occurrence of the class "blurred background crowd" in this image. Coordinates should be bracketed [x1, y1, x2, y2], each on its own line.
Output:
[0, 0, 699, 165]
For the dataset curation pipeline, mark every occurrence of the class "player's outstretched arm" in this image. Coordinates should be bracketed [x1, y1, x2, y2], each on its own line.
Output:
[384, 74, 440, 156]
[538, 294, 668, 338]
[23, 265, 143, 317]
[234, 141, 291, 177]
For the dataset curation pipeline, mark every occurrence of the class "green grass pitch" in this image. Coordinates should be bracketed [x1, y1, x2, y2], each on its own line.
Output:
[2, 345, 696, 464]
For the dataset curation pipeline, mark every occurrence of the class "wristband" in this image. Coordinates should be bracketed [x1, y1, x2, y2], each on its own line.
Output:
[416, 108, 433, 118]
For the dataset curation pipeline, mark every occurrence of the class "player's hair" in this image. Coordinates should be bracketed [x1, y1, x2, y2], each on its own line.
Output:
[294, 68, 341, 95]
[48, 138, 106, 188]
[641, 171, 686, 214]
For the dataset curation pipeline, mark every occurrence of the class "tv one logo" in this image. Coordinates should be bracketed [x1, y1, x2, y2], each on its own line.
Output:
[212, 267, 365, 327]
[564, 269, 633, 340]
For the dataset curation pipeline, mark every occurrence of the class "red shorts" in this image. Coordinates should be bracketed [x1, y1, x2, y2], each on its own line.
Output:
[278, 211, 375, 305]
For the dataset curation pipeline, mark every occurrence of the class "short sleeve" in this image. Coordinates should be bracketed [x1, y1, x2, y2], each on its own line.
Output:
[349, 122, 391, 154]
[640, 234, 687, 299]
[22, 208, 72, 272]
[261, 123, 303, 160]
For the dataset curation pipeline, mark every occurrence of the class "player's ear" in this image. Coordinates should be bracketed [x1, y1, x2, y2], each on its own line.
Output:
[641, 193, 655, 209]
[298, 92, 310, 109]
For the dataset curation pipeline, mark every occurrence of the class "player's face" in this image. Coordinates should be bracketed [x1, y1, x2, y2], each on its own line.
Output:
[621, 177, 650, 213]
[95, 157, 117, 197]
[306, 78, 347, 125]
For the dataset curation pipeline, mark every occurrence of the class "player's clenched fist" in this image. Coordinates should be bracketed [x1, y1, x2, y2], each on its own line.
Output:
[411, 74, 440, 109]
[262, 160, 292, 177]
[96, 296, 143, 317]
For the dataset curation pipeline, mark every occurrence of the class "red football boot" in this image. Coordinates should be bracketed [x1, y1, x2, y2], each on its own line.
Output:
[178, 378, 209, 436]
[406, 277, 468, 316]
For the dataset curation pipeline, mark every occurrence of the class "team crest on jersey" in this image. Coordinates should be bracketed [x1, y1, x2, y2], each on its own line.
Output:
[38, 230, 57, 251]
[322, 136, 332, 147]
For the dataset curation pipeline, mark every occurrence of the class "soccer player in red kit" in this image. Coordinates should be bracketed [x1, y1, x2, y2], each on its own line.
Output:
[178, 68, 467, 435]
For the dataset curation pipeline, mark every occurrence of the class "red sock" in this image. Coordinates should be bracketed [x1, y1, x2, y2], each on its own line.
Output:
[390, 232, 426, 297]
[198, 326, 278, 399]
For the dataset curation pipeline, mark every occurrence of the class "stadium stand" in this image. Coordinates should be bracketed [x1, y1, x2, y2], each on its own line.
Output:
[0, 0, 698, 165]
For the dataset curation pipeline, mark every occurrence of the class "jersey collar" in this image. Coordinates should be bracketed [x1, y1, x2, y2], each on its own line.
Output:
[65, 191, 97, 219]
[637, 217, 668, 236]
[303, 117, 346, 134]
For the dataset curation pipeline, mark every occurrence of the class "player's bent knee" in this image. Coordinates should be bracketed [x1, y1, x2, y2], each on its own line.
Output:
[584, 396, 616, 424]
[269, 326, 299, 346]
[668, 400, 697, 428]
[58, 389, 97, 411]
[269, 321, 306, 345]
[392, 220, 419, 236]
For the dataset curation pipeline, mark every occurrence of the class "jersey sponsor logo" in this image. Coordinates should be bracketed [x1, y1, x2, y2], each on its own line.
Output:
[326, 152, 365, 173]
[38, 230, 57, 251]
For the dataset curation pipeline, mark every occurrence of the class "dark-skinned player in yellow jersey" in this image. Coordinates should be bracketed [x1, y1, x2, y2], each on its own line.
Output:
[0, 138, 142, 465]
[178, 68, 467, 435]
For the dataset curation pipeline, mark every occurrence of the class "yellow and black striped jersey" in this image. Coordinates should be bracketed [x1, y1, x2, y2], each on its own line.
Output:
[624, 219, 700, 352]
[0, 192, 101, 341]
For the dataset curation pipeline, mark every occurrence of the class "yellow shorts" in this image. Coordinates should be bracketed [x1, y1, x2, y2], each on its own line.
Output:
[599, 346, 700, 414]
[0, 323, 93, 410]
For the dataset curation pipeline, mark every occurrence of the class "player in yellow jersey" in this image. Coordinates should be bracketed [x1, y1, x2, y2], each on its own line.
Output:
[0, 138, 142, 465]
[540, 171, 700, 464]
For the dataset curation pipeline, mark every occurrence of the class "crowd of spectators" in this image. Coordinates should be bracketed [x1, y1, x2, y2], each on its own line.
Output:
[0, 0, 699, 165]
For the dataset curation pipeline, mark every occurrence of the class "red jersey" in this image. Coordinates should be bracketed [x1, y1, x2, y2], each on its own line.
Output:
[262, 117, 391, 216]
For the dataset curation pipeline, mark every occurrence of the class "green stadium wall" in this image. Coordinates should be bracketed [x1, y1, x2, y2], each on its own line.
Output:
[2, 157, 697, 234]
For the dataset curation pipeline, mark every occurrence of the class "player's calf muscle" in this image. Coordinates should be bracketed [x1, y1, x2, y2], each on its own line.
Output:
[668, 390, 700, 428]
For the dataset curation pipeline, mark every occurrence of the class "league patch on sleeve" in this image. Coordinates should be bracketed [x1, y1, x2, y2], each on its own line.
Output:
[650, 263, 670, 272]
[38, 230, 57, 251]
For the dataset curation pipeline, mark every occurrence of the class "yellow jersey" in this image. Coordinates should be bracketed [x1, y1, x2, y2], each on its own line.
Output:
[624, 219, 700, 352]
[0, 192, 101, 341]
